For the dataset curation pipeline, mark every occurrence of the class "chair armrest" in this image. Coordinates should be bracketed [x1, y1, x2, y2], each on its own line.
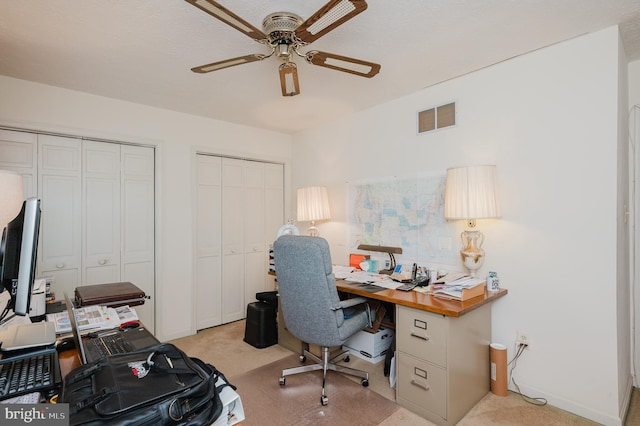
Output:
[333, 297, 373, 328]
[336, 297, 368, 310]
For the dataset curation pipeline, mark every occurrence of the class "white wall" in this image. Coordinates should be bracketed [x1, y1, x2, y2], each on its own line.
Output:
[0, 76, 293, 341]
[292, 27, 627, 424]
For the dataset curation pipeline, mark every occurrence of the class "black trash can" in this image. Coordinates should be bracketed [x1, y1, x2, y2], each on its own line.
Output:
[244, 301, 278, 348]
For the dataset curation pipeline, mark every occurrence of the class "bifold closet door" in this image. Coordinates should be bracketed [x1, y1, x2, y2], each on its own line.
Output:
[38, 135, 83, 299]
[195, 155, 283, 330]
[195, 155, 223, 330]
[83, 140, 121, 285]
[120, 145, 156, 332]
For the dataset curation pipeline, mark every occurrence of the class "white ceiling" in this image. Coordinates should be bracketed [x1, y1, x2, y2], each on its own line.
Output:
[1, 1, 640, 134]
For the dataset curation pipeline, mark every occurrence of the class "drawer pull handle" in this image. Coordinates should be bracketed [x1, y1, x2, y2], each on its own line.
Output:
[98, 259, 107, 265]
[56, 263, 65, 269]
[410, 332, 429, 341]
[411, 379, 429, 391]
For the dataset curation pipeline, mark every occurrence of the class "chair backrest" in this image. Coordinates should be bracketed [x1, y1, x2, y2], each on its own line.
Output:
[273, 235, 347, 347]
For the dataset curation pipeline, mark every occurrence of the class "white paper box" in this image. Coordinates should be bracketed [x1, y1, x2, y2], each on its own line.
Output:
[344, 327, 394, 362]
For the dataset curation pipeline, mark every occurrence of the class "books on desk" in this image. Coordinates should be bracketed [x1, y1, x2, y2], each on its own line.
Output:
[431, 276, 486, 301]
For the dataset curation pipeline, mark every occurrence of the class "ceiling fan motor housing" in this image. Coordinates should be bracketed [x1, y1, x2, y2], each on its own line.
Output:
[262, 12, 304, 34]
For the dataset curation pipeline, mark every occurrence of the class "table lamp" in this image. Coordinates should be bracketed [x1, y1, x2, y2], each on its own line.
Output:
[444, 165, 501, 278]
[297, 186, 331, 236]
[0, 170, 24, 231]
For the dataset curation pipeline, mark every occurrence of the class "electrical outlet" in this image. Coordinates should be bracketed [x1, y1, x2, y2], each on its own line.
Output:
[516, 331, 531, 348]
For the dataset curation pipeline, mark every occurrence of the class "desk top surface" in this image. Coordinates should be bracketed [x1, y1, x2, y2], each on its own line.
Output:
[336, 280, 507, 317]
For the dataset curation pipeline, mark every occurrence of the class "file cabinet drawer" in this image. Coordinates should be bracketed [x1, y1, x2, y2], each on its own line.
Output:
[396, 352, 447, 420]
[397, 305, 447, 367]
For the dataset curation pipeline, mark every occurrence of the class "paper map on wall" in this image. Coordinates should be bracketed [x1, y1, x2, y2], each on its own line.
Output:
[349, 173, 457, 265]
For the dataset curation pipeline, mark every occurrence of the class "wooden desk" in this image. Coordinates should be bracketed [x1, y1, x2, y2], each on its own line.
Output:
[336, 281, 507, 426]
[336, 280, 507, 317]
[58, 348, 81, 378]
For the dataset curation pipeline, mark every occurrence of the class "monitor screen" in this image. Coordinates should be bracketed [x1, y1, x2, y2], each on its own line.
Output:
[0, 198, 41, 319]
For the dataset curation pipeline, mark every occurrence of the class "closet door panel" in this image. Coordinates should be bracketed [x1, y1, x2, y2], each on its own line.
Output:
[221, 252, 244, 323]
[222, 158, 245, 323]
[38, 135, 82, 299]
[196, 155, 222, 329]
[264, 163, 284, 291]
[121, 145, 155, 331]
[122, 180, 154, 263]
[0, 130, 37, 197]
[83, 141, 121, 285]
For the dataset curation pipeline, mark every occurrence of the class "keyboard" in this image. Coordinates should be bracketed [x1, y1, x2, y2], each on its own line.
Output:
[0, 350, 61, 400]
[90, 332, 134, 358]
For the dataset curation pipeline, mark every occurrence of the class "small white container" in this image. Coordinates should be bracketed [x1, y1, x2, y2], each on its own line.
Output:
[487, 272, 500, 292]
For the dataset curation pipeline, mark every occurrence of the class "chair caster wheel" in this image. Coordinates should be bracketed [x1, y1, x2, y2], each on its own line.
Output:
[279, 377, 286, 386]
[299, 355, 306, 363]
[321, 395, 328, 406]
[344, 356, 350, 362]
[361, 379, 369, 387]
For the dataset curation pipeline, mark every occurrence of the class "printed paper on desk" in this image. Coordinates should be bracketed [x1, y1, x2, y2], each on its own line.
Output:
[46, 305, 120, 334]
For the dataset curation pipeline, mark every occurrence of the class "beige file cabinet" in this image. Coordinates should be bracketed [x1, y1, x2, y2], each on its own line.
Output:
[395, 303, 492, 425]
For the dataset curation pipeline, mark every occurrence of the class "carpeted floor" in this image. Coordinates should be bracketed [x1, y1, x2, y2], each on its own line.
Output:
[230, 354, 399, 425]
[171, 320, 640, 425]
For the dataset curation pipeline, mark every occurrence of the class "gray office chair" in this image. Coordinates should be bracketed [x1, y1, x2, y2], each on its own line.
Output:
[273, 235, 371, 406]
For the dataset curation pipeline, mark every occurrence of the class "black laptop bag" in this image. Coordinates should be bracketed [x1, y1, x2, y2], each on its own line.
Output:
[60, 343, 234, 426]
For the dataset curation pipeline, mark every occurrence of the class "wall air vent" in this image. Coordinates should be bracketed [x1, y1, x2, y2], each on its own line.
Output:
[418, 102, 456, 134]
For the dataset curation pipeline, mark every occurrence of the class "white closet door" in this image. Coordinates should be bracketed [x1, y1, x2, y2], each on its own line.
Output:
[222, 158, 245, 324]
[0, 129, 37, 198]
[38, 135, 82, 299]
[83, 141, 121, 285]
[121, 145, 155, 331]
[264, 163, 284, 290]
[243, 161, 265, 305]
[195, 155, 222, 329]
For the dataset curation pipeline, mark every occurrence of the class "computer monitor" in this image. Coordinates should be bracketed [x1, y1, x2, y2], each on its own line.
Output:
[0, 198, 41, 323]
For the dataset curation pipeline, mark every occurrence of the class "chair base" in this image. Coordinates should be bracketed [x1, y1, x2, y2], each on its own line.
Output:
[279, 346, 369, 406]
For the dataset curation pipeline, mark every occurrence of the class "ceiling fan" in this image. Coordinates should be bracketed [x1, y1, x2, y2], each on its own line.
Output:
[185, 0, 381, 96]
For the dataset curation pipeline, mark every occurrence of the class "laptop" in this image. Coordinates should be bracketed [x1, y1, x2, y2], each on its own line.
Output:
[64, 293, 159, 364]
[0, 321, 57, 351]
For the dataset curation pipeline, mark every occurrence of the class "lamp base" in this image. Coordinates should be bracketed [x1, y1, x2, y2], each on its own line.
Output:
[307, 221, 319, 237]
[460, 230, 485, 278]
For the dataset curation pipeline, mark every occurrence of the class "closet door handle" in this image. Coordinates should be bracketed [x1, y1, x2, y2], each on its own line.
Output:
[56, 263, 65, 269]
[98, 259, 107, 265]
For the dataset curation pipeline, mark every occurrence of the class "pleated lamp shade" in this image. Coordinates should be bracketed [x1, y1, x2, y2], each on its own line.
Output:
[297, 186, 331, 222]
[444, 165, 501, 220]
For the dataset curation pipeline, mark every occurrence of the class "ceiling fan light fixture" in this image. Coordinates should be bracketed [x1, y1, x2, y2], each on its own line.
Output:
[263, 13, 304, 34]
[186, 0, 380, 95]
[279, 62, 300, 96]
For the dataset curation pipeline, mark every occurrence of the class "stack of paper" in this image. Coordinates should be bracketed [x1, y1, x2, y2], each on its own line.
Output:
[46, 305, 122, 334]
[431, 276, 486, 301]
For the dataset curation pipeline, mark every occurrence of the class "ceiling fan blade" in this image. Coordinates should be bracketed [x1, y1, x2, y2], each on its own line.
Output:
[295, 0, 368, 44]
[185, 0, 267, 41]
[306, 51, 380, 78]
[191, 54, 266, 73]
[279, 62, 300, 97]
